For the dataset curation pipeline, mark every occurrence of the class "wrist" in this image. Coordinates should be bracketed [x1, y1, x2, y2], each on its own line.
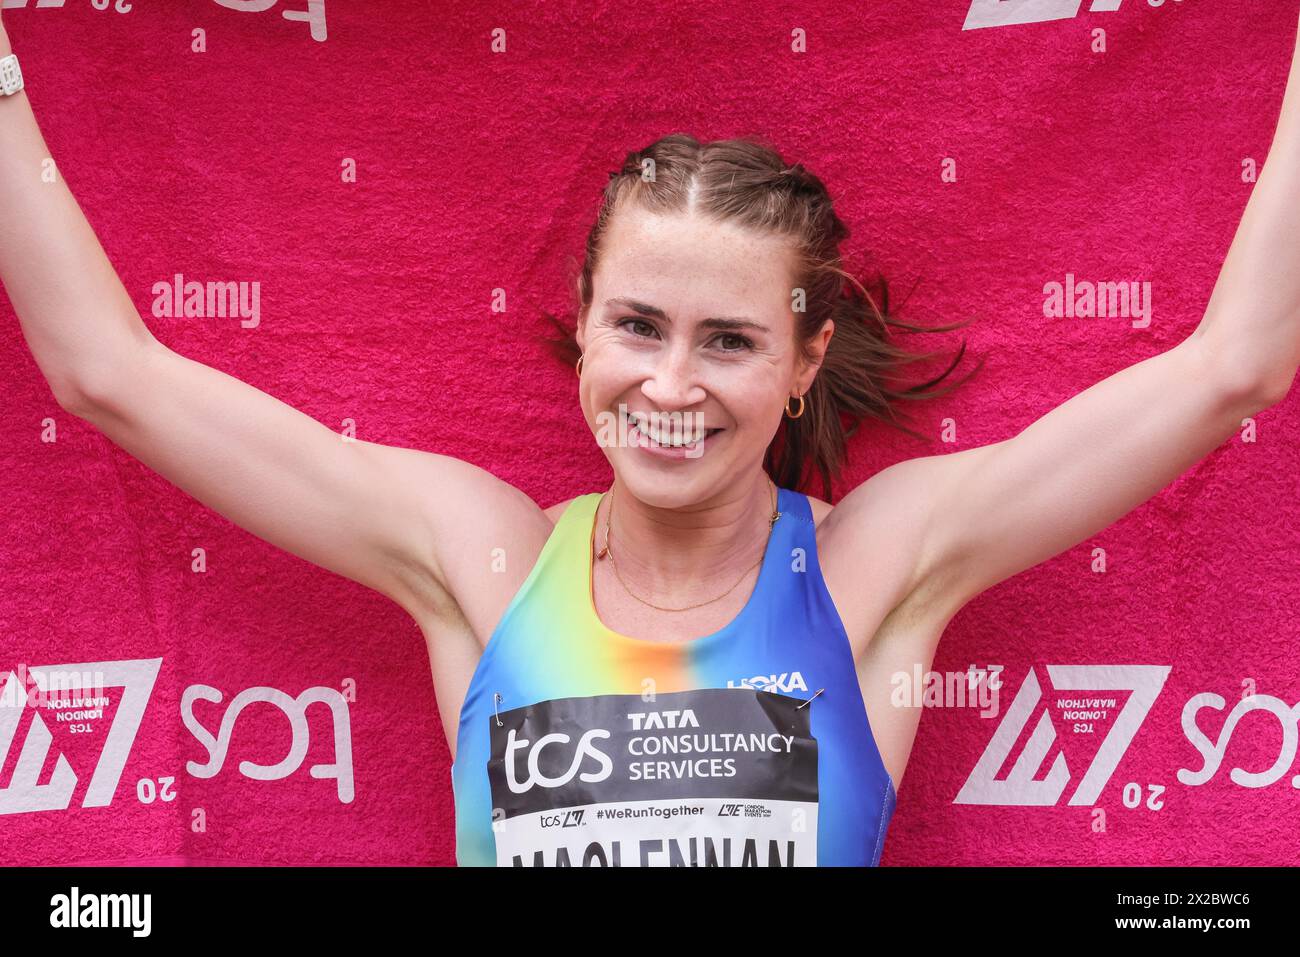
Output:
[1, 43, 24, 102]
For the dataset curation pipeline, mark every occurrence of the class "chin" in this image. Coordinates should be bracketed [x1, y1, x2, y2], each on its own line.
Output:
[613, 454, 734, 509]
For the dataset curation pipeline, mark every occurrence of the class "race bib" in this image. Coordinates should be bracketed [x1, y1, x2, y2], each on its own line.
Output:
[486, 688, 820, 867]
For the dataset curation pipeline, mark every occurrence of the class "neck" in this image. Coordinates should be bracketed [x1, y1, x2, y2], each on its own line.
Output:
[599, 472, 776, 603]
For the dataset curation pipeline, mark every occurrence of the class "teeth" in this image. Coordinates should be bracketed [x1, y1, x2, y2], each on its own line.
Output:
[626, 411, 707, 447]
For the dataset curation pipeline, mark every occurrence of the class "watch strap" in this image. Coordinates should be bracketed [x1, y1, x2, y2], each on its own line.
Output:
[1, 53, 24, 97]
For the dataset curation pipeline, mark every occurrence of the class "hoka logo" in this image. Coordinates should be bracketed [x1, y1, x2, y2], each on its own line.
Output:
[727, 672, 808, 694]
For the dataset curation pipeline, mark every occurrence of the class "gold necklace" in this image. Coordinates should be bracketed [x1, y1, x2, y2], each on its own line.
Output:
[594, 479, 781, 613]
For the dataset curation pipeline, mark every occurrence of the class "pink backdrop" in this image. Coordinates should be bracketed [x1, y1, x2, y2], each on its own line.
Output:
[2, 0, 1298, 865]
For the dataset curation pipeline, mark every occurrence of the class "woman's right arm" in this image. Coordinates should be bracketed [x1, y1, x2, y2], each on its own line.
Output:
[0, 20, 548, 622]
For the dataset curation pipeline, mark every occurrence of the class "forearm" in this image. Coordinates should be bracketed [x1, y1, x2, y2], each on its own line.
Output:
[1194, 11, 1300, 402]
[0, 26, 155, 409]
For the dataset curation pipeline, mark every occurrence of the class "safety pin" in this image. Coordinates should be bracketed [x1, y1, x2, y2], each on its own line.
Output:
[796, 688, 825, 710]
[493, 692, 504, 727]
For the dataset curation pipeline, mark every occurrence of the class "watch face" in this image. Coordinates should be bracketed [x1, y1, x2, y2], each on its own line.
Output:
[1, 54, 22, 96]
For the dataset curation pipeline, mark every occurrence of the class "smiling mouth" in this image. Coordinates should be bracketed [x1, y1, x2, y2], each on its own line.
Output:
[621, 409, 723, 448]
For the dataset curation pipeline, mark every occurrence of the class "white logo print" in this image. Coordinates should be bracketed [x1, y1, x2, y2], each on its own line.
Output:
[0, 659, 161, 815]
[964, 0, 1127, 31]
[0, 658, 357, 815]
[182, 683, 355, 803]
[727, 672, 808, 694]
[626, 708, 700, 730]
[503, 728, 614, 794]
[955, 665, 1170, 806]
[1179, 692, 1300, 789]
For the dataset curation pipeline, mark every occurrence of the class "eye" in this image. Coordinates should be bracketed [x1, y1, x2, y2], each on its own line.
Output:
[617, 317, 659, 339]
[712, 333, 755, 352]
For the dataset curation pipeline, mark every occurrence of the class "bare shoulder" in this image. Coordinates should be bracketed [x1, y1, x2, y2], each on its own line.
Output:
[391, 453, 552, 629]
[816, 456, 971, 651]
[805, 492, 833, 526]
[544, 497, 577, 525]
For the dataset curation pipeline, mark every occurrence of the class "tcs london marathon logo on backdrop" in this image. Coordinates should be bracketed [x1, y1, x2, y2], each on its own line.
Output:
[963, 0, 1185, 30]
[956, 665, 1300, 809]
[0, 658, 353, 816]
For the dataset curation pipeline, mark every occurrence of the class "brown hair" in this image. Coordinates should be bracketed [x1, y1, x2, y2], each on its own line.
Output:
[541, 133, 980, 502]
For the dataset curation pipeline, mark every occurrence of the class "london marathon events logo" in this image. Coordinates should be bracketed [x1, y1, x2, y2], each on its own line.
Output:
[956, 664, 1300, 808]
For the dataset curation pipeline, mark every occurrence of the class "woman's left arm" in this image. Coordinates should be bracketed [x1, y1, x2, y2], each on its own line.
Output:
[849, 13, 1300, 621]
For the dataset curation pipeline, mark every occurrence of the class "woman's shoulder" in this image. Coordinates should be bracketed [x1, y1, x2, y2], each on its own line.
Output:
[544, 496, 579, 525]
[543, 492, 603, 525]
[804, 492, 833, 527]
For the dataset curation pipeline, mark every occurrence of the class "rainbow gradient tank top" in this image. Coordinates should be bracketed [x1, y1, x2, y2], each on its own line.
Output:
[450, 487, 896, 867]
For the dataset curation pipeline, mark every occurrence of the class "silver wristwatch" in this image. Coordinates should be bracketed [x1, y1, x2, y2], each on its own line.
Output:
[1, 54, 24, 97]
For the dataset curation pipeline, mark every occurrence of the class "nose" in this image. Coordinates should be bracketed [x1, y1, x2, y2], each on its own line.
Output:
[640, 341, 706, 410]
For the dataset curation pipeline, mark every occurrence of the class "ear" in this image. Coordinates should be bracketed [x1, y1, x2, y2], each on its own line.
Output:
[796, 319, 834, 392]
[576, 308, 587, 353]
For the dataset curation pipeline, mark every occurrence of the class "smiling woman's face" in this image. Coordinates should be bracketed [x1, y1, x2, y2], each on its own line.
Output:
[576, 204, 830, 508]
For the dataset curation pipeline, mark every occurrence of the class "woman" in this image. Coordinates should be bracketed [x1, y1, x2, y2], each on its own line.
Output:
[3, 11, 1299, 867]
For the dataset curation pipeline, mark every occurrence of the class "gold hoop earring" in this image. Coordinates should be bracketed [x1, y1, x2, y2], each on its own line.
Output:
[576, 354, 584, 377]
[785, 393, 805, 420]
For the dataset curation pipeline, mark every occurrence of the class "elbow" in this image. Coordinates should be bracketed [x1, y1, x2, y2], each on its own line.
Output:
[1255, 369, 1296, 411]
[50, 362, 123, 421]
[1233, 367, 1294, 415]
[52, 335, 162, 422]
[1185, 322, 1294, 414]
[50, 369, 120, 426]
[50, 374, 101, 421]
[1191, 336, 1294, 416]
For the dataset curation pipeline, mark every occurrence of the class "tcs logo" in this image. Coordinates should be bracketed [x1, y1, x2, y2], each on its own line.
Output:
[503, 728, 613, 794]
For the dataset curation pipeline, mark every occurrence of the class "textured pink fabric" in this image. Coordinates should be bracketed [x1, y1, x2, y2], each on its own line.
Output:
[2, 1, 1298, 865]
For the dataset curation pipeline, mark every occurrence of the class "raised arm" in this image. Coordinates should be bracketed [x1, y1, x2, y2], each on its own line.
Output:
[838, 12, 1300, 625]
[0, 18, 546, 623]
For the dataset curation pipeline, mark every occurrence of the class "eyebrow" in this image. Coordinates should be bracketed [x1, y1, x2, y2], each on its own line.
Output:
[604, 297, 769, 333]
